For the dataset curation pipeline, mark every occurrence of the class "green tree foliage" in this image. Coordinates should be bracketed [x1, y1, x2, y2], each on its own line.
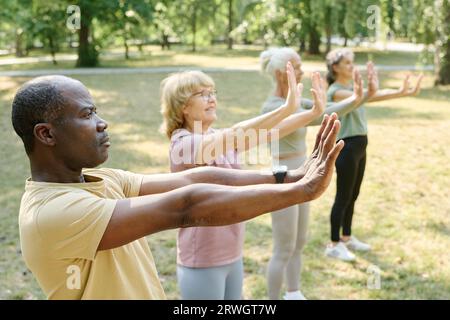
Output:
[67, 0, 154, 66]
[30, 1, 67, 64]
[109, 0, 153, 59]
[0, 0, 33, 57]
[153, 1, 178, 50]
[185, 0, 217, 52]
[0, 0, 448, 83]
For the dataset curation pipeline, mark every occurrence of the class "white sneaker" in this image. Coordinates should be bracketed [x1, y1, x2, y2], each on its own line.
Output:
[283, 290, 307, 300]
[343, 236, 371, 251]
[325, 242, 356, 261]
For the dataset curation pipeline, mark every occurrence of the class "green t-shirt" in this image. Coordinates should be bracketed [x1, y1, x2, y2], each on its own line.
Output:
[327, 82, 368, 140]
[261, 96, 308, 157]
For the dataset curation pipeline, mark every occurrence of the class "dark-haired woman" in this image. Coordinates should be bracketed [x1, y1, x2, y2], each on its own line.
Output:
[324, 48, 423, 261]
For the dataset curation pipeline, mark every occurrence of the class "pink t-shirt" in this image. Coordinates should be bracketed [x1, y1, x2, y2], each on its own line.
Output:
[169, 128, 245, 268]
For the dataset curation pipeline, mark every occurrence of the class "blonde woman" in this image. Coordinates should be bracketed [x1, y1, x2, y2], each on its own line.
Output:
[324, 48, 423, 261]
[259, 47, 367, 300]
[160, 63, 326, 300]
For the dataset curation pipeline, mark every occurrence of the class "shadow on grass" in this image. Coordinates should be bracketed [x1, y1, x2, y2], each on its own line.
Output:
[366, 106, 442, 121]
[427, 221, 450, 238]
[353, 50, 427, 66]
[412, 87, 450, 102]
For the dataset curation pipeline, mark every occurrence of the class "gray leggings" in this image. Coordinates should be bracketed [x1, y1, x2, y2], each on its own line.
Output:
[177, 258, 243, 300]
[267, 155, 310, 299]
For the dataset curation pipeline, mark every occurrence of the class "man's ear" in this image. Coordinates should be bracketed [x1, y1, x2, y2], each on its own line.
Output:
[33, 123, 56, 147]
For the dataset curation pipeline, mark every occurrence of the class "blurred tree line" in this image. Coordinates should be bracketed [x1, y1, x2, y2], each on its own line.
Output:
[0, 0, 448, 84]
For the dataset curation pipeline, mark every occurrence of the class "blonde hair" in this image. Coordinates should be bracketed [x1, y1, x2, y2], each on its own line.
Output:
[325, 48, 354, 85]
[159, 70, 215, 138]
[260, 47, 299, 80]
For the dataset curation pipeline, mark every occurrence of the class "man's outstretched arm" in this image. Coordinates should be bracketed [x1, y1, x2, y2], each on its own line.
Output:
[98, 114, 344, 251]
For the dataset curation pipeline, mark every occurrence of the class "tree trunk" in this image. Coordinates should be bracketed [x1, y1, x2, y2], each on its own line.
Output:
[124, 35, 129, 60]
[436, 1, 450, 85]
[192, 6, 197, 52]
[326, 29, 332, 53]
[15, 29, 24, 57]
[48, 35, 57, 65]
[344, 35, 348, 47]
[227, 0, 233, 50]
[299, 38, 306, 52]
[161, 32, 165, 50]
[76, 16, 98, 67]
[436, 39, 450, 85]
[262, 26, 269, 49]
[243, 28, 249, 44]
[161, 33, 170, 50]
[77, 22, 90, 66]
[325, 6, 332, 53]
[308, 26, 321, 55]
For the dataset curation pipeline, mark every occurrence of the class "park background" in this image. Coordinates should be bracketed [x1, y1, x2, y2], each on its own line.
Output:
[0, 0, 449, 299]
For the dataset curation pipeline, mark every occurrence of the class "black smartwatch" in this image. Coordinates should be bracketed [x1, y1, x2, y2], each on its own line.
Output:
[272, 165, 288, 184]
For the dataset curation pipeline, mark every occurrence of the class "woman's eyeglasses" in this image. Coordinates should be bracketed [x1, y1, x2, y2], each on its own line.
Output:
[190, 89, 218, 101]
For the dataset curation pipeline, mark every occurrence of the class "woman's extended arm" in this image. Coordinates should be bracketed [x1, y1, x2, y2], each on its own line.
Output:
[194, 62, 302, 164]
[367, 71, 423, 102]
[260, 72, 326, 141]
[333, 62, 423, 104]
[307, 69, 366, 126]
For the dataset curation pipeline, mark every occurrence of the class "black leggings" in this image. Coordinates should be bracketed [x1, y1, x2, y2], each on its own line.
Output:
[330, 135, 368, 242]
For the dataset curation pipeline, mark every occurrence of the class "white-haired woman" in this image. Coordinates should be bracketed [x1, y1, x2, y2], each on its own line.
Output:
[324, 48, 423, 262]
[160, 63, 327, 299]
[260, 47, 367, 300]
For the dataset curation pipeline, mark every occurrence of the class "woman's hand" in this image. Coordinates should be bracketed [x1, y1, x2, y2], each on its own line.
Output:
[367, 61, 379, 98]
[365, 65, 423, 103]
[287, 113, 345, 199]
[310, 72, 326, 116]
[298, 113, 344, 201]
[283, 61, 303, 115]
[399, 73, 424, 97]
[352, 68, 364, 105]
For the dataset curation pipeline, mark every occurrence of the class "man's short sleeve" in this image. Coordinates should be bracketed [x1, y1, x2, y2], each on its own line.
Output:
[101, 169, 145, 198]
[36, 190, 117, 260]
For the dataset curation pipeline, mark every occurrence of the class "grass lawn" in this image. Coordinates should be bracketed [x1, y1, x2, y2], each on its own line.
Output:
[0, 44, 434, 72]
[0, 67, 449, 299]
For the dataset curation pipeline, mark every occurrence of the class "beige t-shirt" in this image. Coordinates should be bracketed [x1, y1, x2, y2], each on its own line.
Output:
[18, 168, 166, 300]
